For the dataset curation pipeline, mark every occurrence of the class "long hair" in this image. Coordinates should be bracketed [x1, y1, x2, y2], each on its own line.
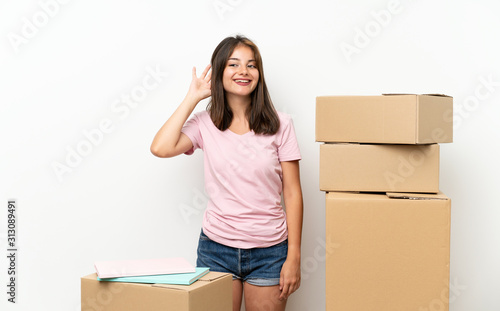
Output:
[207, 35, 280, 135]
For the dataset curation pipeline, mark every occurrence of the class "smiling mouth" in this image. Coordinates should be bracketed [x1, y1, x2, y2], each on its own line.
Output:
[234, 79, 251, 85]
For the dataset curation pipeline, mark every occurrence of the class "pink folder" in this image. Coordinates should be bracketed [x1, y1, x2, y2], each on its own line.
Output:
[94, 257, 195, 279]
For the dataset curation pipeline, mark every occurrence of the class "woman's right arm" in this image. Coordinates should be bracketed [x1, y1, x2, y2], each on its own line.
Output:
[150, 65, 211, 158]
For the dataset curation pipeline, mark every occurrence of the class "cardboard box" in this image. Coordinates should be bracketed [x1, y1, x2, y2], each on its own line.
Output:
[325, 191, 451, 311]
[81, 271, 232, 311]
[320, 143, 439, 193]
[316, 94, 453, 144]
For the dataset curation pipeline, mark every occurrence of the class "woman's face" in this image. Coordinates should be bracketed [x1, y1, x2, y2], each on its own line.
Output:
[222, 45, 259, 99]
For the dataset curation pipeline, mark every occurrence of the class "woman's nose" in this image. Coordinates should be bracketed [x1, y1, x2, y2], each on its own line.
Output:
[238, 66, 248, 75]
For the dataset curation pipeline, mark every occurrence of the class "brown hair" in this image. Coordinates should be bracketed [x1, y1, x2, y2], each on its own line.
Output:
[207, 35, 280, 135]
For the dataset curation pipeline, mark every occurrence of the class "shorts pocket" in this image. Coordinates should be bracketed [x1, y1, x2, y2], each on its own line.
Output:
[199, 229, 211, 241]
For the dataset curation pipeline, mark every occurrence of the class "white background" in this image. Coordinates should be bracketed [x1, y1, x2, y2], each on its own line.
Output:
[1, 0, 499, 310]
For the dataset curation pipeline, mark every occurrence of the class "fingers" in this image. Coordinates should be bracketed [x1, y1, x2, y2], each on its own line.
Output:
[205, 68, 212, 83]
[192, 65, 211, 77]
[279, 283, 294, 300]
[278, 274, 300, 301]
[279, 273, 284, 291]
[192, 65, 211, 84]
[278, 261, 300, 300]
[201, 64, 211, 80]
[279, 274, 285, 298]
[279, 283, 289, 300]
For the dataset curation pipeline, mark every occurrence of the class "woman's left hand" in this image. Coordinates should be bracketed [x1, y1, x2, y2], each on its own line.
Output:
[279, 257, 301, 300]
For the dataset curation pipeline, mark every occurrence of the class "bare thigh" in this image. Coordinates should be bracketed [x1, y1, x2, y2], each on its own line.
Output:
[243, 283, 287, 311]
[233, 279, 243, 311]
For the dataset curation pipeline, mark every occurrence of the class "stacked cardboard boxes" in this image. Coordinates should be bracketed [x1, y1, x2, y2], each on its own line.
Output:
[316, 94, 453, 311]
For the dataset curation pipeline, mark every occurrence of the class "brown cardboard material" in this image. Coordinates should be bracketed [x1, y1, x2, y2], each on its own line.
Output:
[81, 271, 232, 311]
[320, 143, 440, 193]
[325, 191, 451, 311]
[316, 94, 453, 144]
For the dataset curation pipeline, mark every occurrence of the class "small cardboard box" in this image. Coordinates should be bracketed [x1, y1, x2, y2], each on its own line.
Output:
[316, 94, 453, 144]
[320, 143, 439, 193]
[81, 271, 232, 311]
[325, 191, 451, 311]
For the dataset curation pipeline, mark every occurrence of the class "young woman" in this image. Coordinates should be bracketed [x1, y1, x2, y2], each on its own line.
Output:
[150, 35, 303, 311]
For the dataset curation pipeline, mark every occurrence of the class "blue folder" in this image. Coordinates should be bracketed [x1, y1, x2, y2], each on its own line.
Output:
[97, 267, 210, 285]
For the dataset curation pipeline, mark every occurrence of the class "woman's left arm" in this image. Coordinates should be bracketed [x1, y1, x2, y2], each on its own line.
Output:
[279, 160, 303, 301]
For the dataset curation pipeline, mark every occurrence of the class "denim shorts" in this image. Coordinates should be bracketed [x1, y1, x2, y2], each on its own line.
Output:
[196, 230, 288, 286]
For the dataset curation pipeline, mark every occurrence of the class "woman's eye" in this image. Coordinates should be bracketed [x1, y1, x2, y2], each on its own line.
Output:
[228, 64, 237, 67]
[248, 64, 256, 68]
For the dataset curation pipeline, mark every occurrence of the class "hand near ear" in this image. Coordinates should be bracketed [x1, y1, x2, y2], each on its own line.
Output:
[187, 65, 212, 102]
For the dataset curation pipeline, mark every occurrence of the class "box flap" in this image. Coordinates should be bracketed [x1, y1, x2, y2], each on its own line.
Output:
[422, 93, 452, 97]
[151, 272, 230, 291]
[196, 271, 229, 282]
[382, 93, 417, 96]
[386, 192, 449, 200]
[382, 93, 452, 98]
[81, 273, 153, 288]
[151, 283, 193, 291]
[82, 273, 98, 280]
